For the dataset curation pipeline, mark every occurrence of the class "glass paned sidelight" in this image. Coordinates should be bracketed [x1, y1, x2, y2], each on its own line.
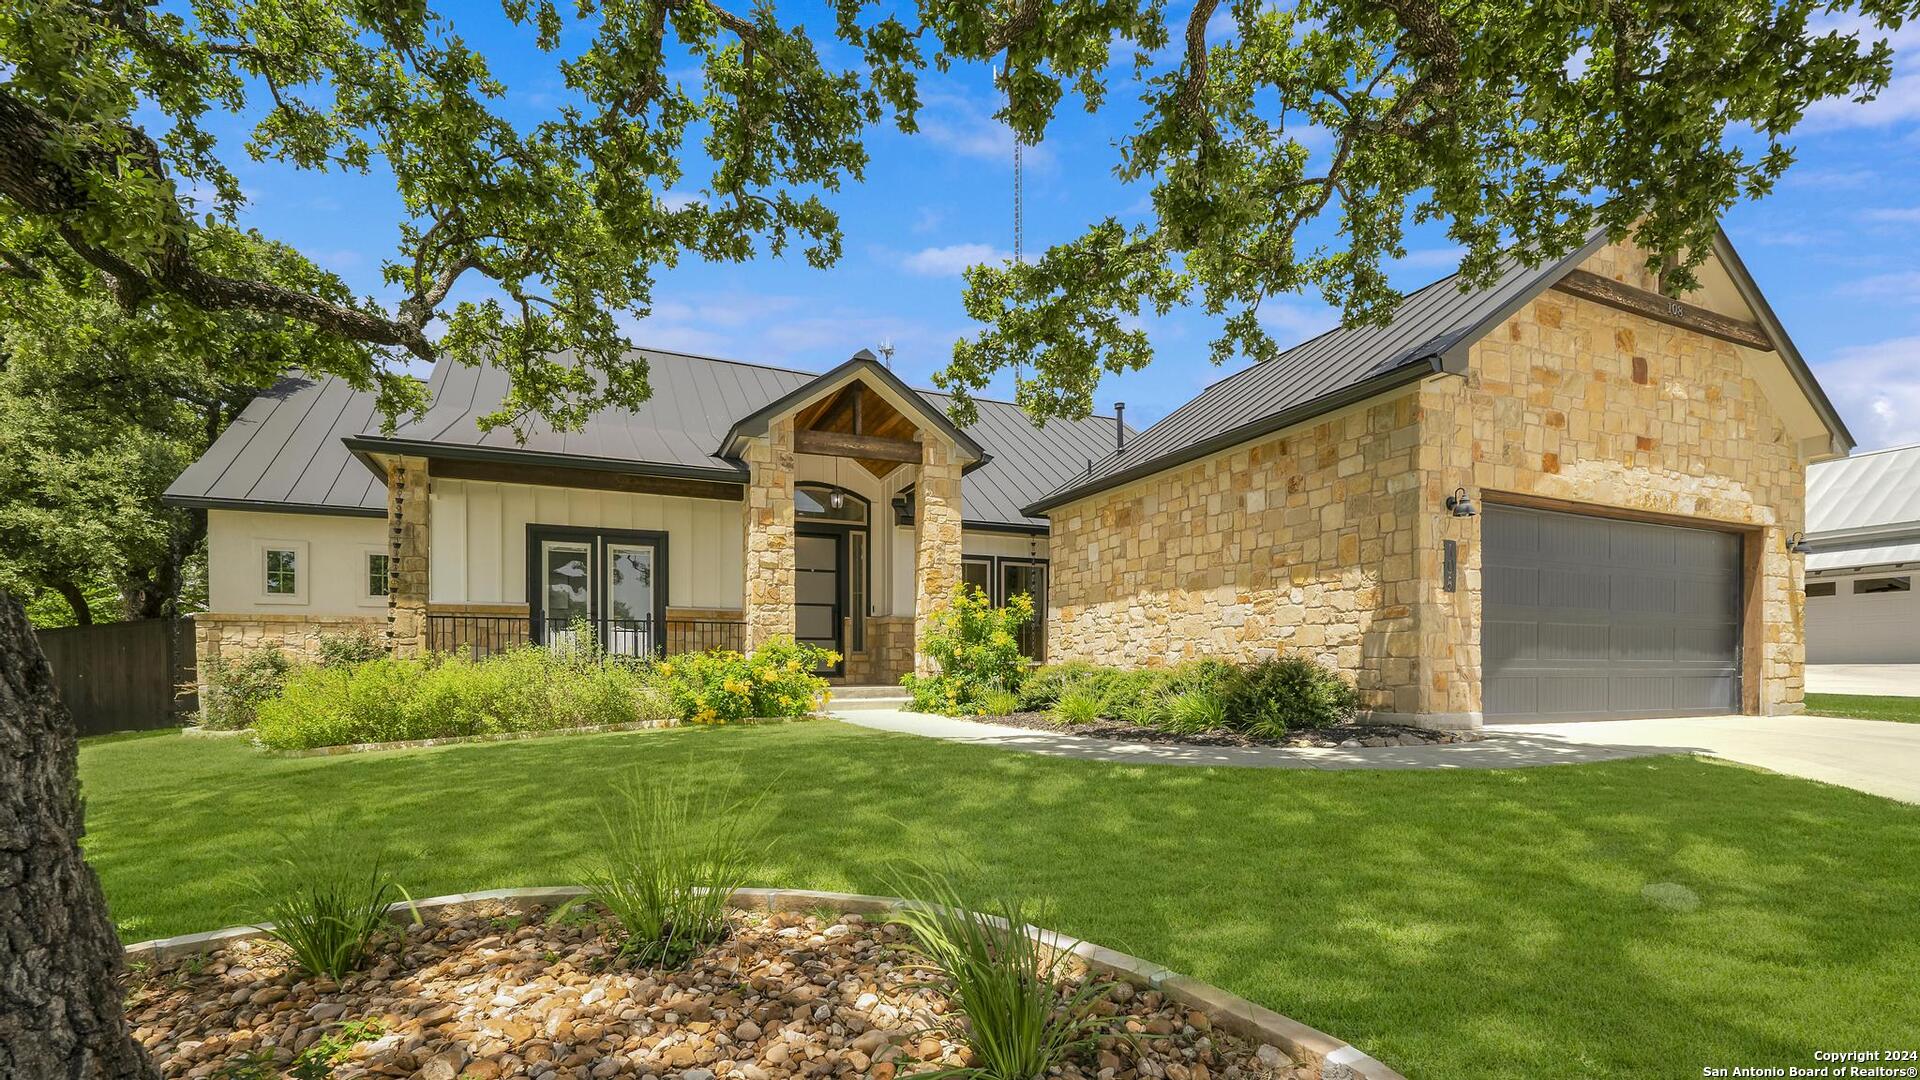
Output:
[543, 543, 592, 624]
[265, 549, 298, 595]
[850, 532, 867, 652]
[606, 544, 656, 656]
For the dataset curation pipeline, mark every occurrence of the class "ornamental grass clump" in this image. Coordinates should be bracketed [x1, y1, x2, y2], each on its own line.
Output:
[889, 869, 1120, 1080]
[247, 829, 406, 979]
[580, 769, 763, 966]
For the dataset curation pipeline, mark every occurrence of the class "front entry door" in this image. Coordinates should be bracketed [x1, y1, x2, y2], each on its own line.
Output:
[795, 531, 844, 674]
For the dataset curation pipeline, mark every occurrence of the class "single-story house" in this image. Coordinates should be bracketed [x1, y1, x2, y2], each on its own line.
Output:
[1801, 442, 1920, 663]
[165, 351, 1127, 684]
[169, 226, 1852, 727]
[1020, 229, 1851, 726]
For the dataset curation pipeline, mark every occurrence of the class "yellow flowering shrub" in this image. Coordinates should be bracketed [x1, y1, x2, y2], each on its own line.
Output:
[660, 637, 836, 722]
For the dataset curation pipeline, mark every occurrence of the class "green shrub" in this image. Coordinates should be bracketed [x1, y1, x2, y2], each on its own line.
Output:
[1014, 662, 1102, 712]
[888, 869, 1119, 1080]
[657, 637, 833, 721]
[314, 632, 384, 668]
[198, 647, 293, 729]
[902, 584, 1033, 714]
[974, 688, 1022, 717]
[252, 647, 676, 750]
[580, 769, 761, 965]
[248, 828, 403, 979]
[1164, 689, 1228, 733]
[1222, 656, 1357, 737]
[1053, 687, 1102, 725]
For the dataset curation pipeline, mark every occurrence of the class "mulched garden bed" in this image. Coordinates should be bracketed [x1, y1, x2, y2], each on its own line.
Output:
[981, 712, 1483, 748]
[125, 902, 1306, 1080]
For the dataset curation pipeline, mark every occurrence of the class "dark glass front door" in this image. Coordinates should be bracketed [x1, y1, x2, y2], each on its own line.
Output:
[795, 531, 844, 674]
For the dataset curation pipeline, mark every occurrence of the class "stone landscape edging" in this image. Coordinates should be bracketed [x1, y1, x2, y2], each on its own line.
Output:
[122, 886, 1404, 1080]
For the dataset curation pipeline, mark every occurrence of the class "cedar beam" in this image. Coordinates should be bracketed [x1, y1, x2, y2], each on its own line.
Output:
[430, 457, 744, 501]
[1550, 269, 1774, 351]
[795, 428, 921, 463]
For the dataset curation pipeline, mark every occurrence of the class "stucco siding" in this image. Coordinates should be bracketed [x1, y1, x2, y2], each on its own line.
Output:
[207, 509, 389, 616]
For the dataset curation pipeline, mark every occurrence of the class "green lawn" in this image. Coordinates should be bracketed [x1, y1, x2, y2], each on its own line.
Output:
[80, 722, 1920, 1079]
[1806, 693, 1920, 723]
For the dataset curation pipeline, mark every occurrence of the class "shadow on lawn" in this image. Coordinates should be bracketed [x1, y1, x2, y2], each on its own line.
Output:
[82, 721, 1920, 1080]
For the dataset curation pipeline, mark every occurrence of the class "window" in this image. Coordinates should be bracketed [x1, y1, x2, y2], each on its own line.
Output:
[1805, 581, 1837, 597]
[1853, 576, 1912, 595]
[850, 532, 867, 652]
[366, 552, 392, 598]
[264, 548, 298, 595]
[961, 557, 993, 598]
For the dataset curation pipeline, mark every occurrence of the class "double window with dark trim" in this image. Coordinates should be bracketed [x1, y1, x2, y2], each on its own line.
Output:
[526, 524, 668, 655]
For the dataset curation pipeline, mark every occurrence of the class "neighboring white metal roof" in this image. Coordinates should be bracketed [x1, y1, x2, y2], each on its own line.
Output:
[1806, 442, 1920, 534]
[1809, 540, 1920, 573]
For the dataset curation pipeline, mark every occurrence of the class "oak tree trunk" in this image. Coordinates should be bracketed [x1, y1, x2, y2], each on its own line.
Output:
[0, 591, 158, 1079]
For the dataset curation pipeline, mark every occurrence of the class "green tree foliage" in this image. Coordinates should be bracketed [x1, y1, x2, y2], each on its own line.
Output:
[0, 225, 365, 623]
[6, 0, 1907, 433]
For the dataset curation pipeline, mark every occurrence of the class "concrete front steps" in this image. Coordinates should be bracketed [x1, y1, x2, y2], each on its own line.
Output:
[828, 684, 910, 711]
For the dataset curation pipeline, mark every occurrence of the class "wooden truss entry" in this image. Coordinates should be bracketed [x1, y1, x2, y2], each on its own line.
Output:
[793, 382, 921, 476]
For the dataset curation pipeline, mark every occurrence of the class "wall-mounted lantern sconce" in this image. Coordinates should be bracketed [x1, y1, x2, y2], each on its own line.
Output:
[1786, 531, 1811, 554]
[1445, 487, 1477, 518]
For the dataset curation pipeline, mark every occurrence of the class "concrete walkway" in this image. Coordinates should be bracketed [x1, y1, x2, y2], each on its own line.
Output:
[830, 707, 1920, 803]
[1806, 663, 1920, 697]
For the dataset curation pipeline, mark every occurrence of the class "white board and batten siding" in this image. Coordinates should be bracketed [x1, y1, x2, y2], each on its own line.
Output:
[429, 480, 745, 610]
[206, 509, 390, 616]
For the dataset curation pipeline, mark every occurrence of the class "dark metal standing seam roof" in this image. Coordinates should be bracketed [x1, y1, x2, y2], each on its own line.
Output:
[164, 349, 1133, 530]
[1022, 225, 1855, 516]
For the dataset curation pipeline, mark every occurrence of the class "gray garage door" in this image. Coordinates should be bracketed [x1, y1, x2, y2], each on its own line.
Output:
[1483, 505, 1742, 720]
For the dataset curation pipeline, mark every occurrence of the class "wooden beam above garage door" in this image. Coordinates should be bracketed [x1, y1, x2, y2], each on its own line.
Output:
[1550, 269, 1774, 351]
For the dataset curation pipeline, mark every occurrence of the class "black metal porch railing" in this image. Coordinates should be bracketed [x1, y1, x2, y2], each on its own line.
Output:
[426, 614, 745, 662]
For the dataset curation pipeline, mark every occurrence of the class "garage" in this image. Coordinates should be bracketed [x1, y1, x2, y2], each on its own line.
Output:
[1482, 504, 1743, 720]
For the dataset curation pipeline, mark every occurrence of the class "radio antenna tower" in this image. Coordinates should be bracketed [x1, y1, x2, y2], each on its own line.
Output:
[1007, 60, 1025, 386]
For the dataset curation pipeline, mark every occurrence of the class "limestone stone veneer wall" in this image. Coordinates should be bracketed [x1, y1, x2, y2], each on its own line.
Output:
[1047, 240, 1810, 727]
[192, 613, 383, 677]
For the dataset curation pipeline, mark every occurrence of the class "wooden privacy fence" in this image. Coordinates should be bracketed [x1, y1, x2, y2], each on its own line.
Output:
[35, 619, 196, 736]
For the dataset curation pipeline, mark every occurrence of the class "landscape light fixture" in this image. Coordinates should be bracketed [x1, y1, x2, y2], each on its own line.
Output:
[1445, 487, 1477, 518]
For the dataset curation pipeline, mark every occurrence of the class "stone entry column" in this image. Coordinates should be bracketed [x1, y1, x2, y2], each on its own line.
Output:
[743, 416, 797, 650]
[386, 456, 431, 657]
[913, 433, 963, 676]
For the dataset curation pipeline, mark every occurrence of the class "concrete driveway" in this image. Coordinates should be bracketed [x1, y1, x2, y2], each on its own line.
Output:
[1806, 664, 1920, 697]
[1489, 714, 1920, 803]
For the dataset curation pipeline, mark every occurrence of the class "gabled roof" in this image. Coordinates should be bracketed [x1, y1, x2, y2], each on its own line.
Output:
[166, 349, 1130, 530]
[1806, 442, 1920, 571]
[164, 373, 389, 517]
[1023, 226, 1853, 516]
[717, 351, 987, 466]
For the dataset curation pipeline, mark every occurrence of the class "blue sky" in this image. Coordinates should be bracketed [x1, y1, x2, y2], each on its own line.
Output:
[207, 3, 1920, 450]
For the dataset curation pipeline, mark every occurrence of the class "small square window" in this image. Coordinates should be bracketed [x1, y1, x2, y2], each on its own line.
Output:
[367, 552, 391, 597]
[1805, 581, 1837, 597]
[264, 548, 298, 595]
[1853, 576, 1911, 595]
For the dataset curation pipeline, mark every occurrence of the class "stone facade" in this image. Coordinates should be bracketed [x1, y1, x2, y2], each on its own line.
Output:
[192, 613, 383, 677]
[913, 433, 965, 677]
[743, 416, 798, 649]
[1047, 392, 1424, 715]
[387, 456, 431, 658]
[843, 615, 913, 685]
[1046, 240, 1813, 726]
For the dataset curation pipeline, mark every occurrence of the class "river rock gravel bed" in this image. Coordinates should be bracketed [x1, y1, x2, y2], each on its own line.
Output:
[124, 902, 1306, 1080]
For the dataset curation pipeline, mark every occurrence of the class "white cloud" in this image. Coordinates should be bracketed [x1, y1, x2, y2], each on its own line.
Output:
[1842, 270, 1920, 296]
[912, 207, 944, 234]
[660, 190, 705, 211]
[1257, 299, 1339, 345]
[1783, 165, 1880, 189]
[1861, 207, 1920, 223]
[1803, 73, 1920, 131]
[1815, 336, 1920, 449]
[917, 90, 1055, 170]
[1389, 247, 1466, 274]
[900, 243, 1009, 277]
